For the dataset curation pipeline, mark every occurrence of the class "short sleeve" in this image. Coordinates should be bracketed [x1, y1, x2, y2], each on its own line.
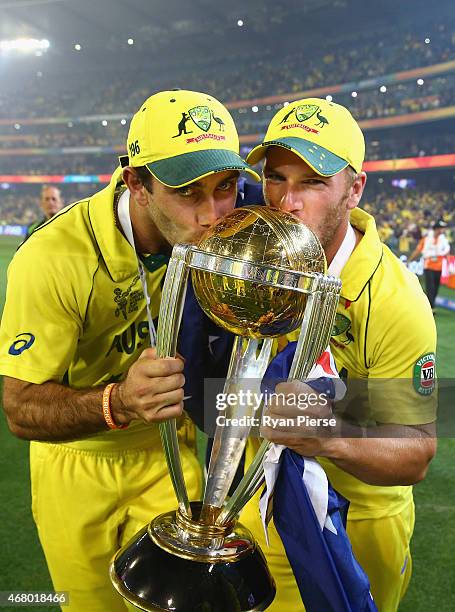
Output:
[361, 279, 436, 426]
[0, 245, 83, 383]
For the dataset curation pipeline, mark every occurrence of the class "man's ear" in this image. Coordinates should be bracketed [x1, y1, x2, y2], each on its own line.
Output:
[347, 171, 367, 211]
[122, 167, 149, 207]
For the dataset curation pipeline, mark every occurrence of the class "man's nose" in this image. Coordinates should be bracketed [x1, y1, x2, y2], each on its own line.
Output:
[198, 196, 220, 227]
[278, 187, 304, 214]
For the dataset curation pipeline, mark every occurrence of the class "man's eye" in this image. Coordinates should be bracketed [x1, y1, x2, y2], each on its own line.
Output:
[177, 187, 194, 196]
[217, 180, 236, 191]
[264, 174, 283, 182]
[305, 179, 325, 185]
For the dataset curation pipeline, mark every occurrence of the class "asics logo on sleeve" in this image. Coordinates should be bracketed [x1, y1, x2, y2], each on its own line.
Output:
[8, 333, 35, 356]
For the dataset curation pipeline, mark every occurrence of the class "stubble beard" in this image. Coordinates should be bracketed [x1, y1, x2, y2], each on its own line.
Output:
[264, 189, 351, 251]
[147, 201, 204, 250]
[315, 194, 349, 250]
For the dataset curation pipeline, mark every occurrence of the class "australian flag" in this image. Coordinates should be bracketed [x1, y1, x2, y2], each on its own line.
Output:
[263, 342, 377, 612]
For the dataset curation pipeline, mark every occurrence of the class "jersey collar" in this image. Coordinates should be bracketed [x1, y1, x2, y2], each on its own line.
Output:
[87, 166, 137, 283]
[340, 208, 383, 302]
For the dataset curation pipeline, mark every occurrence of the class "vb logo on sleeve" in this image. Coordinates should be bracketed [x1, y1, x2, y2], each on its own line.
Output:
[413, 352, 436, 395]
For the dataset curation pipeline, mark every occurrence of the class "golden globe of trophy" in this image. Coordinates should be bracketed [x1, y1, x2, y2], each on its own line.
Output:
[110, 206, 341, 611]
[192, 206, 325, 338]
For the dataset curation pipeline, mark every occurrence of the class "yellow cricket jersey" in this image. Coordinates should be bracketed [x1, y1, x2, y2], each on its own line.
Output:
[319, 207, 437, 519]
[0, 168, 165, 449]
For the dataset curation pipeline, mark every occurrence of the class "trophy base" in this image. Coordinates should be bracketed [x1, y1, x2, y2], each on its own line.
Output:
[110, 503, 275, 611]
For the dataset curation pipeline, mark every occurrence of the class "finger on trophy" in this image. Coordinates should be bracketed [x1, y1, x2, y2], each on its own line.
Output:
[115, 354, 185, 424]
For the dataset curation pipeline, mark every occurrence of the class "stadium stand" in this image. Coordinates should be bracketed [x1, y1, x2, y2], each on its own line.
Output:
[1, 12, 455, 116]
[1, 0, 454, 250]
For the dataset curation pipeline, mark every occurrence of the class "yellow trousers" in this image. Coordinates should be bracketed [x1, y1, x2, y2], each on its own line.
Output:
[30, 437, 202, 612]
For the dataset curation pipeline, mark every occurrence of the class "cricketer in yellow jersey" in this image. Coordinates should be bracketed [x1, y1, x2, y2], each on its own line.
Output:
[240, 97, 437, 611]
[0, 89, 259, 612]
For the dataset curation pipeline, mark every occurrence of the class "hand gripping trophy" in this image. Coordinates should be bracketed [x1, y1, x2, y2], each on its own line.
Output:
[110, 205, 341, 611]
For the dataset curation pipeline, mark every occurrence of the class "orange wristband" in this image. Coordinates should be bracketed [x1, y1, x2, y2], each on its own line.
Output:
[102, 383, 128, 430]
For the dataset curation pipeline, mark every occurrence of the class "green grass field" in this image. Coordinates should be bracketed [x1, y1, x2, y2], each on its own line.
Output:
[0, 235, 454, 610]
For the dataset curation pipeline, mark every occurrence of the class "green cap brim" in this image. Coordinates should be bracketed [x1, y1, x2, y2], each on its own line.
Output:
[247, 137, 348, 177]
[146, 149, 260, 188]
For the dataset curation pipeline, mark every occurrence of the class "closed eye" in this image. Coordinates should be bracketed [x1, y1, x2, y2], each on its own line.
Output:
[216, 179, 237, 191]
[305, 178, 326, 185]
[263, 172, 285, 182]
[175, 185, 196, 197]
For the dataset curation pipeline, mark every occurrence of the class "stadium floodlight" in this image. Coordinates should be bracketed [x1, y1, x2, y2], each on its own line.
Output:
[0, 38, 50, 53]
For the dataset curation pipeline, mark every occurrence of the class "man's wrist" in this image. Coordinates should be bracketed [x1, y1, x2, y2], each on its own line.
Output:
[108, 383, 131, 427]
[313, 436, 346, 460]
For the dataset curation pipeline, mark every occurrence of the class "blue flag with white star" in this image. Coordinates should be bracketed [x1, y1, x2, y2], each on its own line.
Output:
[266, 343, 377, 612]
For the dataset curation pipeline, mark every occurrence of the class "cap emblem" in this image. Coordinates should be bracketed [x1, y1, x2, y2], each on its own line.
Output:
[295, 104, 320, 122]
[189, 105, 212, 132]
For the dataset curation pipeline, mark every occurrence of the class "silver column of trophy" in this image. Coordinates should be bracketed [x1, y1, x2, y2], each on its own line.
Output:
[110, 205, 341, 612]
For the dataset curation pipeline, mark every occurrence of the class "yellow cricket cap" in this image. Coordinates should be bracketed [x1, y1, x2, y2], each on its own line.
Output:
[247, 97, 365, 175]
[124, 89, 260, 187]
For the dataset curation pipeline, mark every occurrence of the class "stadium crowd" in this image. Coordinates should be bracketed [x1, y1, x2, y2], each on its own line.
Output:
[362, 186, 454, 254]
[1, 183, 453, 260]
[230, 73, 455, 135]
[1, 16, 454, 120]
[0, 155, 117, 176]
[2, 126, 455, 180]
[365, 132, 455, 161]
[1, 12, 454, 260]
[2, 74, 455, 180]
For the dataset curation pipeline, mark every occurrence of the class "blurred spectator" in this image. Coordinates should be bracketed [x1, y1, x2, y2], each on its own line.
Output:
[25, 186, 64, 237]
[409, 220, 451, 311]
[0, 186, 86, 225]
